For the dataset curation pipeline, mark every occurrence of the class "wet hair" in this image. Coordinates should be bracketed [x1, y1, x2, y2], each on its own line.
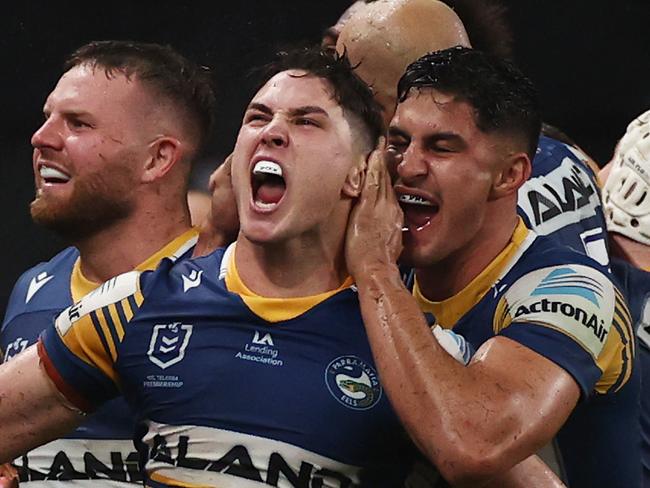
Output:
[253, 46, 384, 151]
[398, 46, 541, 158]
[443, 0, 514, 59]
[64, 40, 217, 157]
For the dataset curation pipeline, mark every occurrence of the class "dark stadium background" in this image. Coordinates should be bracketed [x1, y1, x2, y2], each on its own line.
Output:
[1, 0, 648, 313]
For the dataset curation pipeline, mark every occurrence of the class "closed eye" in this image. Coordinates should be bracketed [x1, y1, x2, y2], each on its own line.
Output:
[295, 117, 320, 127]
[68, 118, 92, 130]
[244, 111, 270, 124]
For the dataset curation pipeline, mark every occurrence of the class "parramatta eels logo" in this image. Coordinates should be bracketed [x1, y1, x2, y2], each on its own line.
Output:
[530, 267, 603, 306]
[325, 355, 382, 410]
[147, 322, 193, 370]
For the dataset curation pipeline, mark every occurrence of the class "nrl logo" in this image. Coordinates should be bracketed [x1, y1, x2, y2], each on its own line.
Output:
[147, 322, 193, 370]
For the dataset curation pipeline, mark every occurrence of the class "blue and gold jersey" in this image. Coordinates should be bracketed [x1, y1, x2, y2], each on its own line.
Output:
[610, 258, 649, 486]
[40, 244, 416, 488]
[519, 135, 609, 265]
[1, 228, 198, 486]
[413, 220, 640, 488]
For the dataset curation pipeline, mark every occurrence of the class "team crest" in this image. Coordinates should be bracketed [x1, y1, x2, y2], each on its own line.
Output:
[147, 322, 193, 370]
[325, 355, 382, 410]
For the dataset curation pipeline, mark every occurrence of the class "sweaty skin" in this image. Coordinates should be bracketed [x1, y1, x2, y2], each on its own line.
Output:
[336, 0, 470, 121]
[193, 155, 240, 257]
[346, 148, 577, 486]
[0, 346, 83, 462]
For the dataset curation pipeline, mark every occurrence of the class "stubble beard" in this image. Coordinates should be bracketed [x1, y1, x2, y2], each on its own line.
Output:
[30, 168, 135, 243]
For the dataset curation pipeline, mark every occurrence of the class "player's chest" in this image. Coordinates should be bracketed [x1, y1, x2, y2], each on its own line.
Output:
[117, 299, 399, 449]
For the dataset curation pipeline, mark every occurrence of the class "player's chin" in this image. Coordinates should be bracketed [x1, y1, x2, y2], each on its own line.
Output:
[240, 221, 285, 246]
[399, 239, 440, 269]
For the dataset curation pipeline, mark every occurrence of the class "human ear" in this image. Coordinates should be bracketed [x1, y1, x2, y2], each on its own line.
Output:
[342, 153, 368, 198]
[490, 152, 531, 200]
[141, 137, 183, 183]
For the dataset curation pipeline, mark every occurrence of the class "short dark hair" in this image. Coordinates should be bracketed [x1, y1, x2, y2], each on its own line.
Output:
[64, 40, 217, 158]
[253, 46, 384, 151]
[397, 46, 541, 158]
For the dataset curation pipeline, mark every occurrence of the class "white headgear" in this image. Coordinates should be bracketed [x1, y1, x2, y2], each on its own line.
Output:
[603, 110, 650, 245]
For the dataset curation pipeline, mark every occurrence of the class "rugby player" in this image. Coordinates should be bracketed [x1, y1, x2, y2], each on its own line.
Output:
[601, 109, 650, 486]
[335, 0, 609, 265]
[0, 41, 215, 485]
[346, 47, 639, 487]
[0, 46, 419, 488]
[0, 45, 566, 488]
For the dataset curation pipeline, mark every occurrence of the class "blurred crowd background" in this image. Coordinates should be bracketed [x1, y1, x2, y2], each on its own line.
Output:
[1, 0, 648, 314]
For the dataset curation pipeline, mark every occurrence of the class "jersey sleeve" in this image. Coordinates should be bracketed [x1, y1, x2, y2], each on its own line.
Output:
[494, 264, 634, 397]
[39, 271, 145, 413]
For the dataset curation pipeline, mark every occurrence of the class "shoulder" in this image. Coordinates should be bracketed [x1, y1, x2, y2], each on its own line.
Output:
[55, 270, 143, 337]
[533, 135, 597, 179]
[3, 247, 79, 327]
[502, 243, 617, 354]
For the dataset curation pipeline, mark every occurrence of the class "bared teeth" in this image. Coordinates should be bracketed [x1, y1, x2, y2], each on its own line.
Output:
[40, 166, 70, 182]
[253, 160, 282, 177]
[398, 194, 434, 206]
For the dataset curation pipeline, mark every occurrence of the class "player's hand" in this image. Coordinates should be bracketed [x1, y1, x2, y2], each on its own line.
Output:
[0, 463, 18, 488]
[346, 137, 403, 277]
[193, 155, 240, 257]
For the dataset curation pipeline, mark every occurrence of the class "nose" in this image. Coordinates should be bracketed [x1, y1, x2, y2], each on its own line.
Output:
[260, 116, 289, 148]
[397, 144, 428, 183]
[31, 116, 63, 151]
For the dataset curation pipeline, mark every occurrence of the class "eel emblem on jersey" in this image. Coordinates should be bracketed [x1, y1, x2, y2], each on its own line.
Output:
[325, 355, 382, 411]
[148, 322, 194, 370]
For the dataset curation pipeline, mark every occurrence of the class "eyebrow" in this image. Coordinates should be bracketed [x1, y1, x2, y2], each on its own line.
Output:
[388, 126, 409, 139]
[246, 102, 329, 118]
[389, 126, 467, 147]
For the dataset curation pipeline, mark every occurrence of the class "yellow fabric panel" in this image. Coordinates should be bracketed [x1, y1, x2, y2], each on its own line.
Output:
[59, 314, 120, 385]
[148, 472, 216, 488]
[594, 290, 634, 394]
[492, 296, 513, 334]
[225, 245, 354, 323]
[70, 227, 198, 302]
[136, 227, 199, 272]
[96, 308, 118, 362]
[108, 303, 126, 341]
[413, 219, 530, 329]
[614, 289, 635, 356]
[70, 258, 100, 303]
[121, 297, 136, 322]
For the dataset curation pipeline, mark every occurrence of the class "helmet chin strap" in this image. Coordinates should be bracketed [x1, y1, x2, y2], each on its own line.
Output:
[603, 109, 650, 246]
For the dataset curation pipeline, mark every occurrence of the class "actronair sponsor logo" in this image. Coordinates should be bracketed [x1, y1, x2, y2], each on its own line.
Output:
[531, 267, 603, 306]
[235, 331, 284, 367]
[514, 298, 607, 342]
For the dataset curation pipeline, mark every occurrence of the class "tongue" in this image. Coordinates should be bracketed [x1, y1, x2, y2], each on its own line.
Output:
[256, 180, 286, 204]
[402, 205, 436, 229]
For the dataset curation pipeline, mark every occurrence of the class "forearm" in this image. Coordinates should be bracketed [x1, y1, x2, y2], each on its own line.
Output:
[355, 267, 551, 482]
[0, 345, 82, 462]
[483, 455, 565, 488]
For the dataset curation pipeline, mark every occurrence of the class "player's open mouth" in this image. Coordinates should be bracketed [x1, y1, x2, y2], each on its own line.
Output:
[251, 160, 286, 211]
[39, 164, 71, 185]
[398, 193, 439, 232]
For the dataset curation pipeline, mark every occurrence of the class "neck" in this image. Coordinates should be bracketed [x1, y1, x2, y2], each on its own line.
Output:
[74, 199, 191, 283]
[610, 233, 650, 270]
[234, 227, 348, 299]
[416, 211, 519, 302]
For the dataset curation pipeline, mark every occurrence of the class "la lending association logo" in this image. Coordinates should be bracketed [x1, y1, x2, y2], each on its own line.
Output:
[325, 355, 382, 410]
